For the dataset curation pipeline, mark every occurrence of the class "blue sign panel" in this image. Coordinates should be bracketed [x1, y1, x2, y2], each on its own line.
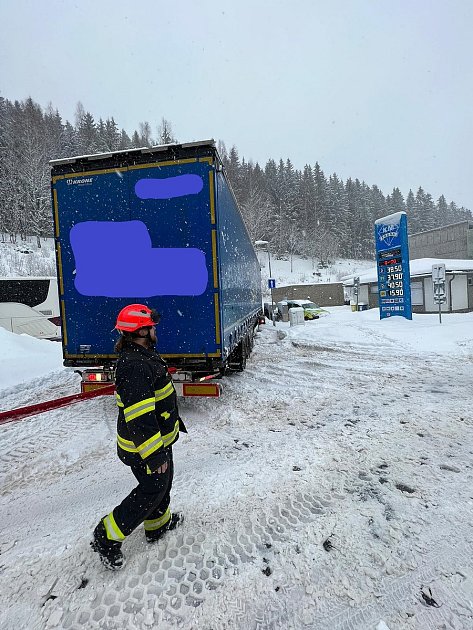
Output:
[268, 278, 276, 289]
[374, 212, 412, 320]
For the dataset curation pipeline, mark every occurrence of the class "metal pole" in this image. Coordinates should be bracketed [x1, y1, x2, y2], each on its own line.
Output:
[354, 277, 360, 312]
[438, 289, 442, 324]
[268, 248, 276, 326]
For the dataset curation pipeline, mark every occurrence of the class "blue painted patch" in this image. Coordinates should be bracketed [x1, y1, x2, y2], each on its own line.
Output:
[70, 220, 208, 297]
[135, 174, 204, 200]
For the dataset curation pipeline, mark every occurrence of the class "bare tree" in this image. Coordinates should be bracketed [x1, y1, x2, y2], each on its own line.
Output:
[74, 101, 86, 128]
[240, 185, 273, 243]
[138, 121, 153, 146]
[157, 117, 176, 145]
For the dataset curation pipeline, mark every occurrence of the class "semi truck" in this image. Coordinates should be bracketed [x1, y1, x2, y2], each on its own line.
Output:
[50, 140, 263, 397]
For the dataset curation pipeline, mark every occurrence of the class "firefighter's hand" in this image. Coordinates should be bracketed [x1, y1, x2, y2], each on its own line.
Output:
[156, 461, 168, 474]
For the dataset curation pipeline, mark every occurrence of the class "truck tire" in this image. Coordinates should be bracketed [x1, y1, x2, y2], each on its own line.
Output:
[248, 328, 255, 350]
[228, 335, 249, 372]
[237, 338, 247, 371]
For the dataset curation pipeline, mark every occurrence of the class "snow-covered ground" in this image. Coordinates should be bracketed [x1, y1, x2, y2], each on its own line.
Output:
[1, 307, 472, 630]
[255, 251, 373, 300]
[0, 238, 57, 278]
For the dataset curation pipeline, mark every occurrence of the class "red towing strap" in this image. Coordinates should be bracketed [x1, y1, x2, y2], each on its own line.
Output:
[0, 384, 115, 426]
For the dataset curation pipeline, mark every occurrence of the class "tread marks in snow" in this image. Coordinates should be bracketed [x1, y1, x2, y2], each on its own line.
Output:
[43, 491, 335, 628]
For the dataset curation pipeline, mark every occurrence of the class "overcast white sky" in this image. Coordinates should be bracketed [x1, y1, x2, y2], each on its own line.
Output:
[1, 0, 472, 209]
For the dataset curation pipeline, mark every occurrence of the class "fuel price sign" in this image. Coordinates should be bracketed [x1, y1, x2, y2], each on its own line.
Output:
[374, 212, 412, 320]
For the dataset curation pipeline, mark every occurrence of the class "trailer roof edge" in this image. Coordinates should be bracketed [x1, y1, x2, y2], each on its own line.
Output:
[49, 139, 216, 166]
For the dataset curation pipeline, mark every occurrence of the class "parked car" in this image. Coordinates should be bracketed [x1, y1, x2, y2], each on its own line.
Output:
[277, 299, 329, 321]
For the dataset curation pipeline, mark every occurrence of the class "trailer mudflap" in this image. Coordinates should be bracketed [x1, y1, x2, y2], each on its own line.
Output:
[173, 381, 222, 397]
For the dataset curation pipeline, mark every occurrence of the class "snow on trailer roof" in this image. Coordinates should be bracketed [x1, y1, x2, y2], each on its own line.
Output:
[49, 139, 216, 166]
[342, 258, 473, 285]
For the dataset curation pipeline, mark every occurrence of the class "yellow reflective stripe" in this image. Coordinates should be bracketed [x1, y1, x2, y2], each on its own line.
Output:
[162, 419, 179, 447]
[103, 512, 125, 542]
[144, 508, 171, 531]
[125, 397, 156, 415]
[155, 381, 174, 402]
[124, 397, 156, 422]
[126, 404, 155, 422]
[136, 432, 164, 459]
[116, 394, 124, 408]
[117, 434, 138, 453]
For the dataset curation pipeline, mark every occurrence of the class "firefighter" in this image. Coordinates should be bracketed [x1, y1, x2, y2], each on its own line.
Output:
[91, 304, 186, 570]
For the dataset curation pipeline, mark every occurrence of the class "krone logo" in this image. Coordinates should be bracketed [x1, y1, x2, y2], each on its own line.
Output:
[67, 177, 93, 186]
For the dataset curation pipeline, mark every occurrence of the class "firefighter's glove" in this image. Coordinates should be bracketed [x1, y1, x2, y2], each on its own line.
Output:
[149, 447, 170, 474]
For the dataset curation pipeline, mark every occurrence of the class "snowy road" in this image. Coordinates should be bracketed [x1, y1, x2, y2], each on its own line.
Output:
[1, 308, 472, 629]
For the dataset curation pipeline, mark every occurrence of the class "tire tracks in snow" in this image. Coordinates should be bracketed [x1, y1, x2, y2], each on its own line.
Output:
[1, 326, 472, 629]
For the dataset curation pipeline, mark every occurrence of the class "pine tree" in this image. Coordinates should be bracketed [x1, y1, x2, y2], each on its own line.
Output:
[131, 130, 141, 148]
[313, 162, 328, 232]
[436, 195, 449, 225]
[61, 121, 77, 156]
[226, 146, 242, 200]
[387, 187, 405, 215]
[423, 192, 436, 230]
[405, 189, 416, 233]
[76, 111, 98, 154]
[118, 129, 132, 150]
[103, 118, 120, 151]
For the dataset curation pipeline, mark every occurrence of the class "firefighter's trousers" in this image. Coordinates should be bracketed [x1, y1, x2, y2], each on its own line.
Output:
[112, 450, 174, 538]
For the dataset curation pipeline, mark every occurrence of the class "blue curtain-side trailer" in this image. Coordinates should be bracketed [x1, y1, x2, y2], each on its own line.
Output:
[50, 140, 263, 396]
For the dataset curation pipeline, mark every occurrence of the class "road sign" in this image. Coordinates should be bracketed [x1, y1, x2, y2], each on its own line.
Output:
[268, 278, 276, 289]
[432, 264, 446, 282]
[433, 284, 446, 304]
[374, 211, 412, 320]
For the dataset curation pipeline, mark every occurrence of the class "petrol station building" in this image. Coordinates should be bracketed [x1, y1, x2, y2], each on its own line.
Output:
[343, 258, 473, 314]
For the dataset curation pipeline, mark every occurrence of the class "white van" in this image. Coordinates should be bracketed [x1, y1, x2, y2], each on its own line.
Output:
[0, 277, 60, 325]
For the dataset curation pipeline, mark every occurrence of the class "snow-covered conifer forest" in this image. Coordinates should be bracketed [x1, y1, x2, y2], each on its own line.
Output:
[0, 95, 471, 258]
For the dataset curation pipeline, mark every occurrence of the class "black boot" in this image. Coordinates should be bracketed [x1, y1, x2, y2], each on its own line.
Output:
[91, 520, 125, 570]
[145, 512, 184, 544]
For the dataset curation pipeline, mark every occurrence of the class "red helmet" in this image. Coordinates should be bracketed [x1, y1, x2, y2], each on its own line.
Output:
[115, 304, 158, 332]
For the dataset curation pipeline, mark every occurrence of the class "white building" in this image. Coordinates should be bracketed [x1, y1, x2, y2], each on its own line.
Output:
[343, 258, 473, 314]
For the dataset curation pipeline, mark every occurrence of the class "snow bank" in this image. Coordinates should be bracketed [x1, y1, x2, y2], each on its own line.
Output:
[0, 327, 63, 392]
[286, 306, 473, 355]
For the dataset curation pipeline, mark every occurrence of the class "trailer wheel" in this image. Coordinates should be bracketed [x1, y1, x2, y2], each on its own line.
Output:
[228, 336, 247, 372]
[247, 328, 254, 352]
[238, 339, 247, 371]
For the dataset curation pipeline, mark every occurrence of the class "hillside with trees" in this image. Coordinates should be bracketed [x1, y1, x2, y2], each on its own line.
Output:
[0, 95, 470, 261]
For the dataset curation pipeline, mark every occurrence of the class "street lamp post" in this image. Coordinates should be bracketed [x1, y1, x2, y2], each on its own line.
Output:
[255, 240, 276, 326]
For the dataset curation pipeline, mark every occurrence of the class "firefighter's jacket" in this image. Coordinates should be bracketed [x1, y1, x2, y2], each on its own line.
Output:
[115, 343, 182, 473]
